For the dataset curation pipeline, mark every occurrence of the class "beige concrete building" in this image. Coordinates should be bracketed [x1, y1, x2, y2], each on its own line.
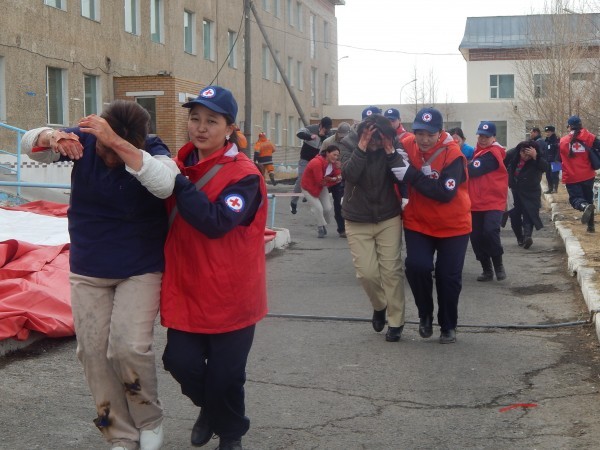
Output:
[0, 0, 344, 154]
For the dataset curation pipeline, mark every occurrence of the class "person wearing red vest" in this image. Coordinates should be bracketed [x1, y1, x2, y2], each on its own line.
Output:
[393, 107, 471, 344]
[468, 121, 509, 282]
[559, 115, 599, 233]
[160, 86, 267, 450]
[301, 145, 341, 238]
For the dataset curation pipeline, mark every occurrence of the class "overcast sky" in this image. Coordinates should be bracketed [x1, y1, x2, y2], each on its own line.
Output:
[334, 0, 571, 106]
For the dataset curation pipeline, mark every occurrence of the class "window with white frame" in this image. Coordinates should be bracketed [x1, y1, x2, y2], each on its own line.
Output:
[323, 21, 329, 48]
[286, 0, 293, 26]
[310, 67, 317, 107]
[287, 57, 294, 86]
[273, 0, 281, 18]
[45, 0, 66, 10]
[262, 111, 271, 137]
[83, 74, 100, 116]
[297, 60, 303, 91]
[309, 14, 316, 59]
[288, 116, 295, 146]
[124, 0, 140, 35]
[489, 74, 514, 99]
[203, 19, 215, 60]
[533, 74, 548, 98]
[228, 30, 237, 68]
[296, 2, 303, 31]
[275, 113, 282, 146]
[47, 67, 67, 125]
[262, 0, 269, 11]
[0, 57, 5, 122]
[323, 73, 330, 104]
[262, 46, 270, 80]
[136, 97, 157, 133]
[273, 50, 281, 83]
[184, 10, 196, 54]
[150, 0, 164, 43]
[81, 0, 99, 20]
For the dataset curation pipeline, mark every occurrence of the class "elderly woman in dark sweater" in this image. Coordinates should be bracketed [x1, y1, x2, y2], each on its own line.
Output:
[504, 140, 548, 249]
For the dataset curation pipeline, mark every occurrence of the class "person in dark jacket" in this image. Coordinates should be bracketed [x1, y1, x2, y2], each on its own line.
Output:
[339, 114, 406, 343]
[504, 140, 548, 249]
[543, 125, 561, 194]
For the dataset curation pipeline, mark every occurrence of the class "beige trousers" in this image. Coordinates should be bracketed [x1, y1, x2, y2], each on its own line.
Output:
[302, 187, 333, 227]
[345, 216, 405, 327]
[70, 272, 163, 449]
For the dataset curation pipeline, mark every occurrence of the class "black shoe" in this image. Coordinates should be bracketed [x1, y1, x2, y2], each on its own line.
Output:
[290, 202, 297, 215]
[439, 329, 456, 344]
[581, 204, 594, 224]
[418, 315, 433, 338]
[385, 325, 403, 342]
[191, 409, 213, 447]
[522, 236, 533, 249]
[517, 239, 524, 246]
[477, 271, 494, 282]
[371, 308, 386, 332]
[543, 189, 553, 194]
[217, 438, 243, 450]
[302, 197, 308, 203]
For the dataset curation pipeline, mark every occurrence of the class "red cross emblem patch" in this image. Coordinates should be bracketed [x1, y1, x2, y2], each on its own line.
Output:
[444, 178, 457, 190]
[225, 194, 244, 213]
[473, 159, 481, 168]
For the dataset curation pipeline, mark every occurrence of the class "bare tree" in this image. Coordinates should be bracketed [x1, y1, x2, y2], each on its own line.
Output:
[405, 66, 440, 117]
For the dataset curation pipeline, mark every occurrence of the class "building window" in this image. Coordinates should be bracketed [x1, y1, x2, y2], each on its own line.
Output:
[262, 111, 271, 137]
[570, 72, 595, 81]
[262, 0, 269, 11]
[273, 50, 281, 83]
[274, 113, 282, 146]
[136, 97, 157, 134]
[228, 30, 237, 68]
[323, 21, 329, 48]
[203, 19, 214, 60]
[310, 67, 317, 107]
[262, 46, 270, 80]
[150, 0, 164, 43]
[296, 2, 303, 31]
[533, 74, 548, 99]
[273, 0, 281, 18]
[47, 67, 67, 125]
[309, 14, 316, 59]
[45, 0, 66, 10]
[489, 74, 514, 99]
[287, 57, 294, 86]
[184, 10, 196, 54]
[445, 121, 461, 132]
[81, 0, 99, 20]
[0, 57, 5, 122]
[83, 74, 100, 116]
[124, 0, 140, 35]
[323, 73, 330, 105]
[286, 0, 293, 26]
[287, 116, 295, 146]
[297, 60, 303, 91]
[492, 121, 508, 146]
[297, 118, 303, 145]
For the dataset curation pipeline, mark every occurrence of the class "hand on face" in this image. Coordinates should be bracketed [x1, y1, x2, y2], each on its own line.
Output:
[358, 125, 380, 151]
[79, 115, 121, 150]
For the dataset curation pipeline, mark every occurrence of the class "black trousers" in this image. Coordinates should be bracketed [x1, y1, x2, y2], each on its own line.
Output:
[404, 229, 470, 332]
[566, 177, 594, 211]
[162, 325, 256, 440]
[470, 210, 504, 261]
[545, 167, 560, 189]
[329, 182, 345, 233]
[509, 194, 535, 241]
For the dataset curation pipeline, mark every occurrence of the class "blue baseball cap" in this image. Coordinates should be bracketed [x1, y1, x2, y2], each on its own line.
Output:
[182, 85, 238, 122]
[412, 108, 443, 133]
[567, 115, 582, 128]
[361, 106, 382, 119]
[477, 121, 496, 137]
[384, 108, 401, 120]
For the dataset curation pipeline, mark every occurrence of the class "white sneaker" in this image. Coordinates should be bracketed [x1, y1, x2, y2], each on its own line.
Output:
[140, 423, 164, 450]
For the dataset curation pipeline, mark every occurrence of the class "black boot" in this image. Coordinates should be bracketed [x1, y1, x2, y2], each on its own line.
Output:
[477, 258, 494, 282]
[588, 210, 595, 233]
[371, 307, 386, 332]
[419, 315, 433, 338]
[581, 203, 594, 224]
[191, 409, 213, 447]
[269, 172, 277, 186]
[553, 181, 559, 193]
[492, 255, 506, 281]
[522, 223, 533, 249]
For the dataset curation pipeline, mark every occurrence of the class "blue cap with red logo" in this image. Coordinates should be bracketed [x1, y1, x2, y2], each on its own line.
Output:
[412, 107, 443, 133]
[182, 85, 238, 122]
[361, 106, 382, 119]
[476, 121, 496, 137]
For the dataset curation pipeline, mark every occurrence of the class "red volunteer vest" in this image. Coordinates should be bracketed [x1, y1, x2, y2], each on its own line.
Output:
[559, 129, 596, 184]
[469, 142, 508, 212]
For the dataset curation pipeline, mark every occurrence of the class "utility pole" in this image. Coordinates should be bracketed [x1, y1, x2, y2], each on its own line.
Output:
[243, 0, 252, 157]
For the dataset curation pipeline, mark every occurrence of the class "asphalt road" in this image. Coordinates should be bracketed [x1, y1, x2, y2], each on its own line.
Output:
[2, 181, 600, 449]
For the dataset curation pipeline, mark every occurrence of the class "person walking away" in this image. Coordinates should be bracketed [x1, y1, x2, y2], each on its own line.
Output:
[340, 113, 406, 342]
[22, 100, 178, 450]
[301, 145, 341, 238]
[393, 108, 471, 344]
[290, 117, 333, 214]
[468, 121, 509, 282]
[504, 140, 548, 249]
[543, 125, 561, 194]
[559, 115, 600, 233]
[253, 132, 277, 186]
[161, 86, 268, 450]
[448, 127, 474, 161]
[321, 122, 351, 237]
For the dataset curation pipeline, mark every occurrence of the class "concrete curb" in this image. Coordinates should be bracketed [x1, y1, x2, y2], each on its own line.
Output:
[265, 227, 291, 254]
[550, 197, 600, 343]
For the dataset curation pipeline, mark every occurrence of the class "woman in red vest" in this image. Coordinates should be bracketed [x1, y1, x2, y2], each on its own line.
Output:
[393, 107, 471, 344]
[160, 86, 268, 450]
[559, 115, 598, 232]
[468, 122, 508, 282]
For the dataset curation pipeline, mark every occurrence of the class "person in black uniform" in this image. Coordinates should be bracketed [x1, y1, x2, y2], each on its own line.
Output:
[543, 125, 561, 194]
